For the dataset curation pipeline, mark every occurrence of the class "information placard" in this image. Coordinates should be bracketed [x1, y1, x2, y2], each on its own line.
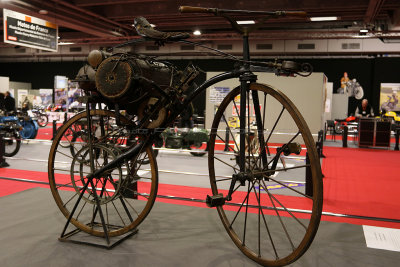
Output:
[3, 9, 58, 52]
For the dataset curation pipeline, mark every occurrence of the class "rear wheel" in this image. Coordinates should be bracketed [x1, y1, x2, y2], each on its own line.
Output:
[48, 110, 158, 237]
[208, 83, 323, 266]
[189, 142, 207, 157]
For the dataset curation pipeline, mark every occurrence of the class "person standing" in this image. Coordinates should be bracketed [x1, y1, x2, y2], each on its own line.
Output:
[4, 91, 16, 112]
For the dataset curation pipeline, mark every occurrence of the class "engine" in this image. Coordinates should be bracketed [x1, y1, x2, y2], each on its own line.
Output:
[79, 50, 199, 128]
[95, 54, 174, 102]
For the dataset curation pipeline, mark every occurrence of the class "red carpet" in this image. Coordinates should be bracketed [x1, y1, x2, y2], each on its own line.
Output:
[1, 146, 400, 228]
[321, 147, 400, 220]
[36, 127, 54, 140]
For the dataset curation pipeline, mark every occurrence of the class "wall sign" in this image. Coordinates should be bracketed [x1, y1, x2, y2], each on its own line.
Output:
[3, 9, 58, 52]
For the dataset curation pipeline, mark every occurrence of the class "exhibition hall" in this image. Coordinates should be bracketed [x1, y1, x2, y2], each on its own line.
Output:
[0, 1, 400, 266]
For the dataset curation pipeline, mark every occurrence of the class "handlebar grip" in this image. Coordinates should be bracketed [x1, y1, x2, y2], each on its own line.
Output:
[283, 11, 307, 17]
[179, 6, 216, 14]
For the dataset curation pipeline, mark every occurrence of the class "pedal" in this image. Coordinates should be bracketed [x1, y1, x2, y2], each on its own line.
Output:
[280, 142, 302, 156]
[206, 194, 225, 207]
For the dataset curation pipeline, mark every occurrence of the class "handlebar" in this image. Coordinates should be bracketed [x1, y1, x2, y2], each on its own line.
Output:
[179, 6, 307, 17]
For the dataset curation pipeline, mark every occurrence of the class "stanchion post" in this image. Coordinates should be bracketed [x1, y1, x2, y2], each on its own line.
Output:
[317, 130, 325, 158]
[52, 120, 57, 140]
[305, 152, 313, 197]
[342, 126, 348, 148]
[395, 128, 399, 151]
[224, 126, 230, 152]
[0, 133, 10, 168]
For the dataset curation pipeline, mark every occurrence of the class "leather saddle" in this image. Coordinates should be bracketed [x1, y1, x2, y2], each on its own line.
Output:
[134, 17, 190, 42]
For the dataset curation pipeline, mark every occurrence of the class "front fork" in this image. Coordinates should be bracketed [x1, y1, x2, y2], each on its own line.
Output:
[208, 79, 269, 207]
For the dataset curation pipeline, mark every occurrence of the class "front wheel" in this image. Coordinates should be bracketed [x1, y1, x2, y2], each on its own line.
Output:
[208, 83, 323, 266]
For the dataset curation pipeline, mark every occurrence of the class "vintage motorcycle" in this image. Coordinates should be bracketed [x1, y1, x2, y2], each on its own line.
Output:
[158, 127, 209, 156]
[18, 111, 39, 139]
[0, 115, 22, 157]
[31, 105, 49, 127]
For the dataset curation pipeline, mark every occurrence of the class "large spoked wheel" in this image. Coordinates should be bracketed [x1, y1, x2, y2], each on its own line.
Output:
[48, 109, 158, 237]
[208, 83, 323, 266]
[4, 131, 21, 157]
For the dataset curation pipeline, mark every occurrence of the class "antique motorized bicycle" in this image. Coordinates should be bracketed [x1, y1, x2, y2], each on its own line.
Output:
[48, 6, 322, 267]
[0, 114, 22, 157]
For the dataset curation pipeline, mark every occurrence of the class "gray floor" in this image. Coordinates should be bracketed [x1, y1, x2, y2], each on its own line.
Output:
[0, 188, 399, 267]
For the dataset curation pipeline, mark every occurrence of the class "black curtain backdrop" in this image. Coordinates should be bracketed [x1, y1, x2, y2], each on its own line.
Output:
[1, 57, 399, 116]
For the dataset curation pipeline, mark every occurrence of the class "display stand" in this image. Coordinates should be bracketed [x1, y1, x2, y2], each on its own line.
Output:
[342, 126, 348, 148]
[358, 118, 391, 148]
[58, 177, 138, 249]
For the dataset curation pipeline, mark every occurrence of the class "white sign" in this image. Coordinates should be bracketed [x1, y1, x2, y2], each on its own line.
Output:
[363, 225, 400, 252]
[3, 9, 58, 52]
[209, 87, 230, 103]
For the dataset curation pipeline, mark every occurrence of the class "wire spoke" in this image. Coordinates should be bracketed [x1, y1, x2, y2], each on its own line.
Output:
[229, 181, 255, 229]
[252, 181, 279, 259]
[266, 131, 301, 167]
[263, 180, 296, 251]
[216, 133, 236, 152]
[261, 180, 307, 230]
[213, 156, 240, 171]
[221, 113, 240, 151]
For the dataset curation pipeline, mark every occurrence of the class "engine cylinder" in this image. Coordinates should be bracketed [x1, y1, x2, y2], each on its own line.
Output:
[95, 55, 173, 103]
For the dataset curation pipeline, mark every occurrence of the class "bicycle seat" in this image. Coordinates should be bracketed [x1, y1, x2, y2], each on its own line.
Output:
[134, 17, 190, 42]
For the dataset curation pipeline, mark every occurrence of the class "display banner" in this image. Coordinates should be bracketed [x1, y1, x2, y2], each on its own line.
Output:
[380, 83, 400, 112]
[3, 9, 58, 52]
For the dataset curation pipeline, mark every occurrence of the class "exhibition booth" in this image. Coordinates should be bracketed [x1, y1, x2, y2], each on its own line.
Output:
[0, 2, 400, 267]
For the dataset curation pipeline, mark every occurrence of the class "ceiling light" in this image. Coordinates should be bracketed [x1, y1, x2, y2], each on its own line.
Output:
[360, 29, 369, 33]
[38, 10, 48, 15]
[237, 20, 255, 25]
[193, 30, 201, 35]
[58, 42, 75, 45]
[310, 16, 338, 21]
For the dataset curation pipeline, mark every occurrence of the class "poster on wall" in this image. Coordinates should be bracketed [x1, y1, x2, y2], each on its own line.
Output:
[17, 89, 28, 108]
[39, 89, 53, 106]
[3, 9, 58, 52]
[380, 83, 400, 112]
[55, 88, 67, 109]
[209, 87, 230, 103]
[54, 76, 68, 111]
[68, 81, 84, 110]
